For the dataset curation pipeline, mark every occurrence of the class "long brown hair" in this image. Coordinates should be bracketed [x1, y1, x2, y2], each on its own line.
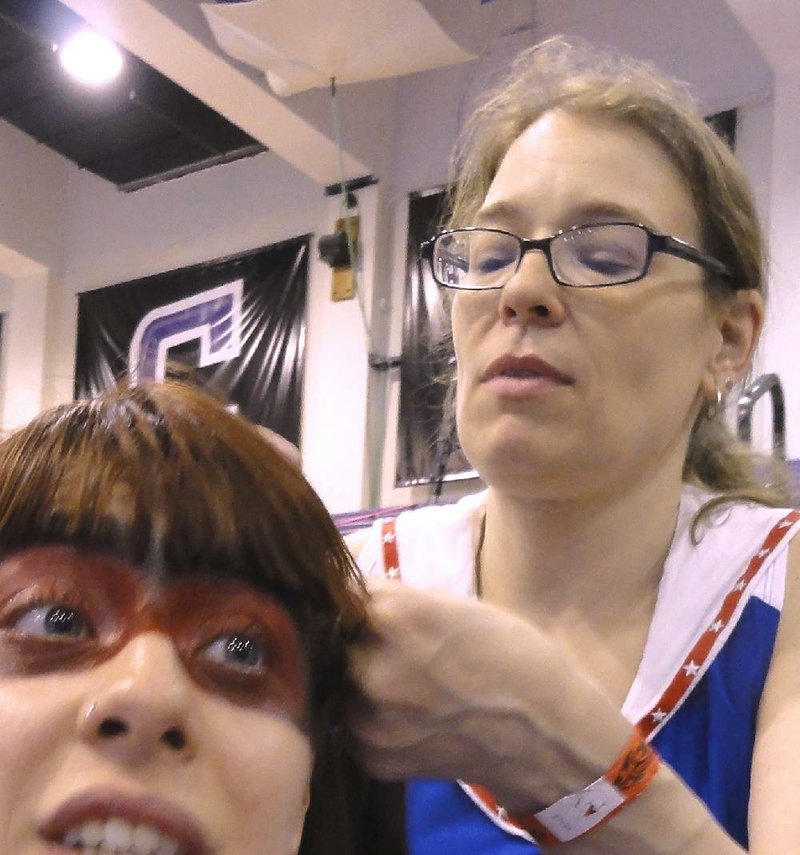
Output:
[0, 381, 368, 855]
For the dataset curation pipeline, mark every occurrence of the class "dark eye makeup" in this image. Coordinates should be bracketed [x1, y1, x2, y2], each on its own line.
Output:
[0, 546, 308, 720]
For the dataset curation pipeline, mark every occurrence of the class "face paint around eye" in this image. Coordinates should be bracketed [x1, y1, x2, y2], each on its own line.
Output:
[0, 545, 310, 723]
[173, 590, 309, 723]
[0, 551, 115, 675]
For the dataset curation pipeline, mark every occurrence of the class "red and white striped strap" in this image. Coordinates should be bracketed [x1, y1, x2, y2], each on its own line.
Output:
[381, 518, 401, 580]
[637, 508, 800, 737]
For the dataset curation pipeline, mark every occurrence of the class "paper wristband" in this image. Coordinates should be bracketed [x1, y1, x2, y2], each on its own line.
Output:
[471, 729, 660, 848]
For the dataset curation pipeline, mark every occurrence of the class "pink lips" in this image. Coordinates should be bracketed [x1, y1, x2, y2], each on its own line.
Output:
[481, 354, 573, 396]
[39, 789, 211, 854]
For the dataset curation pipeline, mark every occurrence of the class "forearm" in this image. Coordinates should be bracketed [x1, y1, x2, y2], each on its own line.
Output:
[556, 767, 743, 855]
[349, 583, 750, 854]
[468, 644, 744, 854]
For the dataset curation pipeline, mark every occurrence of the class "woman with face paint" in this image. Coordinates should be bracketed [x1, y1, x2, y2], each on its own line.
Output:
[0, 381, 366, 855]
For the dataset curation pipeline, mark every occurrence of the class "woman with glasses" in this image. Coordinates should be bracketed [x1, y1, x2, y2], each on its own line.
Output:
[0, 381, 369, 855]
[347, 36, 799, 854]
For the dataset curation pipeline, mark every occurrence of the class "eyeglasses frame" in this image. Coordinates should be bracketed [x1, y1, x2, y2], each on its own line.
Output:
[420, 222, 735, 291]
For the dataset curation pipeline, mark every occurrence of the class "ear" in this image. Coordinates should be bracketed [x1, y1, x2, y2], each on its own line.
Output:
[702, 289, 765, 397]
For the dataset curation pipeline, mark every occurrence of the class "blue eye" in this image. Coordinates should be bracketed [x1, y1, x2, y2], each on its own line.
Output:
[13, 603, 91, 639]
[575, 249, 637, 277]
[562, 226, 645, 283]
[475, 251, 514, 273]
[470, 246, 516, 276]
[201, 633, 265, 671]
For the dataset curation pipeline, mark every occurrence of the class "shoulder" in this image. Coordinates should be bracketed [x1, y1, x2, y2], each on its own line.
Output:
[350, 491, 487, 593]
[344, 527, 372, 562]
[678, 486, 800, 576]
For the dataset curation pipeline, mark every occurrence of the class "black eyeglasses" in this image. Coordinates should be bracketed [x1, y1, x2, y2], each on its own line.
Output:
[420, 222, 735, 290]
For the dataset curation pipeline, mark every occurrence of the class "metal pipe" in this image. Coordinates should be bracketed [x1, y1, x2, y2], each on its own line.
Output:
[736, 373, 786, 459]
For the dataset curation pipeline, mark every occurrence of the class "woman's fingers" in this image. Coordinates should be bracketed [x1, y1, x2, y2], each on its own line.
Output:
[345, 581, 548, 788]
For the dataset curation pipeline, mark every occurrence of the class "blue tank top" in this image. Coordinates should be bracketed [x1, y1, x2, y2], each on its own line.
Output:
[406, 594, 779, 852]
[356, 490, 800, 853]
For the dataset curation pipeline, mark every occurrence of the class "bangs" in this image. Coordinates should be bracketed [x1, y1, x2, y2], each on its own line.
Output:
[0, 384, 364, 639]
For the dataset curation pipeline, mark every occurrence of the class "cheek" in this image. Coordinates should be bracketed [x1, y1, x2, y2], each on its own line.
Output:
[585, 297, 718, 438]
[450, 297, 469, 367]
[0, 678, 79, 842]
[0, 677, 77, 765]
[209, 709, 313, 854]
[451, 291, 494, 361]
[592, 292, 715, 381]
[451, 291, 495, 406]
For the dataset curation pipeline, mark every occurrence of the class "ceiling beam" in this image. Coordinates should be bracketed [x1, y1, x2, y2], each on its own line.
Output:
[724, 0, 800, 77]
[56, 0, 371, 185]
[0, 243, 48, 278]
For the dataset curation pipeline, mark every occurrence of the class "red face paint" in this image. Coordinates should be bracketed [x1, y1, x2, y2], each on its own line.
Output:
[0, 545, 308, 723]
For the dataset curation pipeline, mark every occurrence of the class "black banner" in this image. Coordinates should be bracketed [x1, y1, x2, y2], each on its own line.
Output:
[396, 190, 472, 487]
[75, 235, 309, 446]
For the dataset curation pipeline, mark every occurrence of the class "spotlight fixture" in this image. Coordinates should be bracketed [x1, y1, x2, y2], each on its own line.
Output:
[57, 29, 124, 87]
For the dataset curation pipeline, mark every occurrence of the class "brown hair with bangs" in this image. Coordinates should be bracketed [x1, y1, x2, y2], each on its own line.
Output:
[0, 380, 368, 855]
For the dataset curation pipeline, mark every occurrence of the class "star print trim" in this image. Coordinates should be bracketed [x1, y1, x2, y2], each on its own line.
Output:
[638, 509, 800, 738]
[378, 507, 800, 843]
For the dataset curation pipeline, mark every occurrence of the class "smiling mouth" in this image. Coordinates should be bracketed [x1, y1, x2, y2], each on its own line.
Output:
[59, 817, 183, 854]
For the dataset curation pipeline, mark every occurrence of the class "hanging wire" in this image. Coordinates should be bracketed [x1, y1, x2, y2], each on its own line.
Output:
[329, 77, 370, 337]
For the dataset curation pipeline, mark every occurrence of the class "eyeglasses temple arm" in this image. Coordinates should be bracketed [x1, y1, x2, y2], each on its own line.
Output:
[658, 235, 735, 284]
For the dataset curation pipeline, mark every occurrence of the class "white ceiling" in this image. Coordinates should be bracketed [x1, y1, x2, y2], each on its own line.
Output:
[53, 0, 786, 186]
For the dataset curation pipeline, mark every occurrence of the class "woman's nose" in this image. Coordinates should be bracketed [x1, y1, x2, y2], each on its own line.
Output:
[78, 632, 196, 766]
[497, 251, 566, 327]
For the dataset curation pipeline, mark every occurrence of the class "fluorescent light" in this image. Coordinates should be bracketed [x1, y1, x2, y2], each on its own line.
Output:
[58, 30, 123, 87]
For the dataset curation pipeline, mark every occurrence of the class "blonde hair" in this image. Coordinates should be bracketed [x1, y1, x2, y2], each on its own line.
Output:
[446, 36, 791, 507]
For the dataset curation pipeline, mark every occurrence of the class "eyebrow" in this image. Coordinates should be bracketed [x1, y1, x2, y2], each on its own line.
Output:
[473, 200, 525, 227]
[473, 200, 659, 231]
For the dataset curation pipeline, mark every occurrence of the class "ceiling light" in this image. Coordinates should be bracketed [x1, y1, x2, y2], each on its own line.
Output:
[58, 30, 123, 87]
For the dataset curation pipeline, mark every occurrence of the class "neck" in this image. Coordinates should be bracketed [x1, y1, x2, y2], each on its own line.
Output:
[479, 467, 685, 631]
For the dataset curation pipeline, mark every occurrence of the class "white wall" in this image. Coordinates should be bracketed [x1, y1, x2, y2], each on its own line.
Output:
[0, 122, 67, 270]
[724, 0, 800, 457]
[746, 67, 800, 457]
[0, 121, 68, 429]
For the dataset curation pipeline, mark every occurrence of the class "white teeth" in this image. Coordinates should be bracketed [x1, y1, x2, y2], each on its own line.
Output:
[83, 821, 105, 848]
[62, 818, 183, 854]
[64, 828, 82, 847]
[105, 818, 133, 850]
[131, 824, 161, 852]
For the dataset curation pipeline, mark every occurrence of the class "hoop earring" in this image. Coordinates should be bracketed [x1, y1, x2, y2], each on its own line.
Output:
[706, 380, 729, 420]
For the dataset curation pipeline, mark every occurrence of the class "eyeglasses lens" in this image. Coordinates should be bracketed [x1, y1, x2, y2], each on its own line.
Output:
[553, 224, 649, 286]
[434, 231, 520, 289]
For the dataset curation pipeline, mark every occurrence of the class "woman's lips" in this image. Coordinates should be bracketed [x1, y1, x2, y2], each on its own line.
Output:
[481, 354, 573, 397]
[39, 790, 212, 855]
